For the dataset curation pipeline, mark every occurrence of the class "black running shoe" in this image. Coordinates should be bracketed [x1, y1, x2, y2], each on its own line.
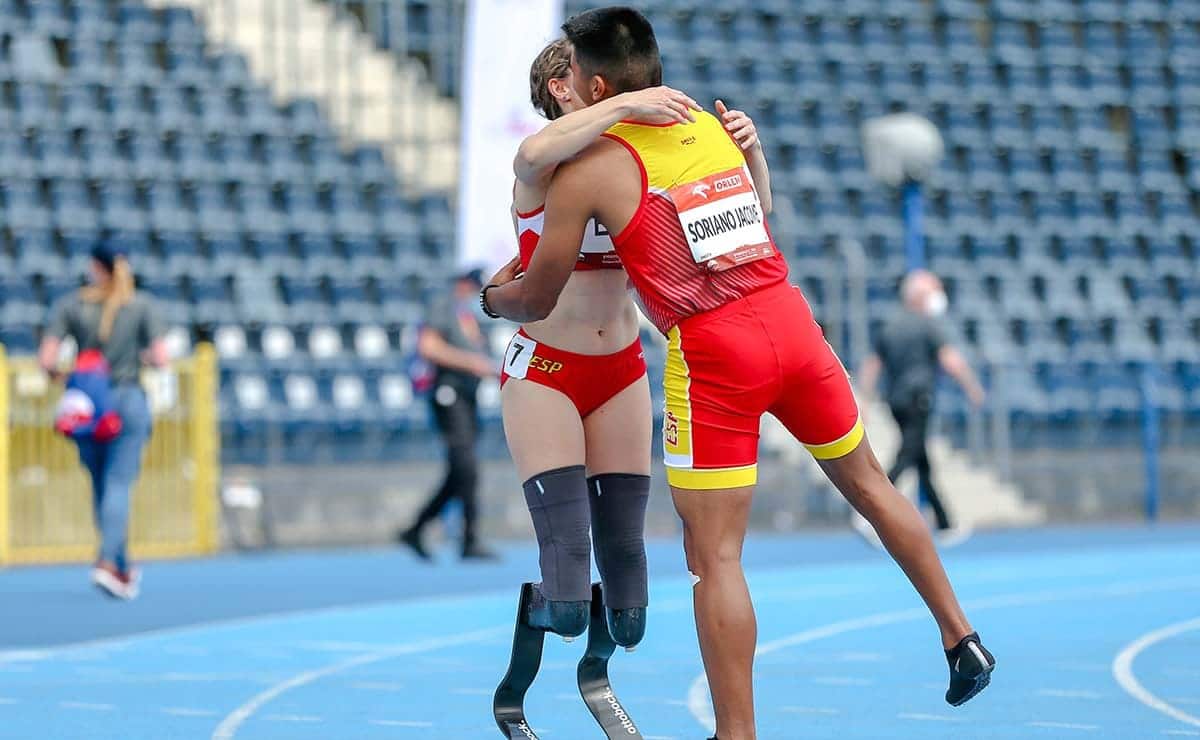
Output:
[945, 632, 995, 706]
[398, 527, 432, 561]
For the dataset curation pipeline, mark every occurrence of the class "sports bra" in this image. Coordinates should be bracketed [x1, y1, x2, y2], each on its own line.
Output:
[515, 203, 623, 272]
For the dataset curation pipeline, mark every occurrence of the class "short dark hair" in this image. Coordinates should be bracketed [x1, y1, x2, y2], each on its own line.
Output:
[562, 7, 662, 94]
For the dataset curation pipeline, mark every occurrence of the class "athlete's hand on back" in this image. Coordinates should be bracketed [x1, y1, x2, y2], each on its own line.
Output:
[715, 99, 760, 152]
[618, 86, 701, 124]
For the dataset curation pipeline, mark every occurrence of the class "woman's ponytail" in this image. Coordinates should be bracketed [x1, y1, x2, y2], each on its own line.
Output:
[81, 255, 136, 342]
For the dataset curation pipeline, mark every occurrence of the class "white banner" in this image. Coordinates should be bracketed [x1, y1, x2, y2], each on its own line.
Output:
[456, 0, 564, 273]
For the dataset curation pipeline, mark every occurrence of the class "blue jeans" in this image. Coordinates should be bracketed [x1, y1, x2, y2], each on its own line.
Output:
[75, 386, 152, 571]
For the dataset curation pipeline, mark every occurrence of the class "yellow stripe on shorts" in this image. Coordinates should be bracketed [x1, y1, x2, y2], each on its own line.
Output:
[804, 418, 866, 460]
[666, 464, 758, 491]
[662, 326, 693, 467]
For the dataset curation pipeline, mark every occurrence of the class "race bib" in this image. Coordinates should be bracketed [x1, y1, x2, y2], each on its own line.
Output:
[669, 166, 775, 272]
[503, 333, 535, 380]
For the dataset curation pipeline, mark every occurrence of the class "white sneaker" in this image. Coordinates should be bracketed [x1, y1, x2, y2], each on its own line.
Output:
[91, 563, 139, 601]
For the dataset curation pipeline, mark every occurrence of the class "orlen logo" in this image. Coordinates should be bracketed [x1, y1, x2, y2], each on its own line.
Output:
[691, 183, 712, 199]
[713, 174, 743, 192]
[600, 689, 639, 734]
[514, 721, 537, 739]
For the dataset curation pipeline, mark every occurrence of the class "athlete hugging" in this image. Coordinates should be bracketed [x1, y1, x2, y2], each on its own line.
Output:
[489, 7, 995, 740]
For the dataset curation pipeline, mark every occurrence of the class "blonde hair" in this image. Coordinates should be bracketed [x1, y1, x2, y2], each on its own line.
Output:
[530, 39, 573, 121]
[80, 256, 135, 341]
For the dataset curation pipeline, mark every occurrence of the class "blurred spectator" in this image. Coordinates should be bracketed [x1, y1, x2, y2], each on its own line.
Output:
[398, 269, 498, 561]
[38, 245, 169, 600]
[858, 270, 985, 532]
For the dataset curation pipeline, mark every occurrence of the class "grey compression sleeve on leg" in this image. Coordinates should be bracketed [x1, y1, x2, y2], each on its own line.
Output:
[587, 473, 650, 610]
[523, 465, 593, 602]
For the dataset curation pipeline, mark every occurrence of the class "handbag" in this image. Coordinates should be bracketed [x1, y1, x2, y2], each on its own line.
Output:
[54, 349, 123, 442]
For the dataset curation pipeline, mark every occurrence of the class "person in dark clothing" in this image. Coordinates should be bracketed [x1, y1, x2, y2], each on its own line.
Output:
[399, 269, 498, 561]
[859, 270, 985, 532]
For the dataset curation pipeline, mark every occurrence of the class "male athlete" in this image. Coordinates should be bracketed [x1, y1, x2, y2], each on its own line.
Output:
[482, 8, 996, 739]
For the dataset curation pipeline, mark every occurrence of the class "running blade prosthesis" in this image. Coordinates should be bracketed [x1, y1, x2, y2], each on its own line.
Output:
[578, 583, 643, 739]
[493, 582, 644, 739]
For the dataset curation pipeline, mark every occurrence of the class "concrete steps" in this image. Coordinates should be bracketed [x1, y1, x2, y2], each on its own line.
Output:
[151, 0, 459, 191]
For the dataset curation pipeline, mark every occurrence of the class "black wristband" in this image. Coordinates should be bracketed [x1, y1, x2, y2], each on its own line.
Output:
[479, 284, 502, 319]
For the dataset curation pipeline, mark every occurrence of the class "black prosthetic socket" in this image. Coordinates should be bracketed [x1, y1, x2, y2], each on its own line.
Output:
[587, 473, 650, 608]
[523, 466, 592, 635]
[588, 474, 650, 647]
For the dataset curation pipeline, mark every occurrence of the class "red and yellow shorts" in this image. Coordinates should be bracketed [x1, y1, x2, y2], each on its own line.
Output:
[500, 329, 647, 419]
[662, 281, 863, 490]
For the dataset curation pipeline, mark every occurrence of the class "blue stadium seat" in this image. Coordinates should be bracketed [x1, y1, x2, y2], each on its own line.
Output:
[71, 2, 118, 41]
[173, 133, 220, 183]
[116, 2, 160, 42]
[114, 42, 161, 86]
[165, 44, 209, 86]
[161, 7, 205, 46]
[130, 132, 174, 182]
[151, 86, 195, 134]
[262, 136, 305, 185]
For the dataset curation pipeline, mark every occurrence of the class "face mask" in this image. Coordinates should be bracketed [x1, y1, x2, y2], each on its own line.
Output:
[927, 291, 948, 317]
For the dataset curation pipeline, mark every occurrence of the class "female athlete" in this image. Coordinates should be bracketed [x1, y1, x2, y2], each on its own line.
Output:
[493, 38, 775, 645]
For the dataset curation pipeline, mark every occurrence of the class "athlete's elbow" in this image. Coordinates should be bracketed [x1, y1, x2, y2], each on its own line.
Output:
[513, 141, 545, 183]
[522, 292, 557, 322]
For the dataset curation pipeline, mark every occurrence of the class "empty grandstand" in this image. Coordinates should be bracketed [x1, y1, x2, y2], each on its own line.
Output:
[1, 0, 1197, 520]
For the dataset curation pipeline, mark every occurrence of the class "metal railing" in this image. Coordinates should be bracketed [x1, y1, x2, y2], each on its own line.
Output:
[0, 345, 220, 565]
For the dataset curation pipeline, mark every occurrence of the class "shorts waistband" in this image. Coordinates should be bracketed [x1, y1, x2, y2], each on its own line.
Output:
[515, 328, 643, 362]
[675, 280, 791, 331]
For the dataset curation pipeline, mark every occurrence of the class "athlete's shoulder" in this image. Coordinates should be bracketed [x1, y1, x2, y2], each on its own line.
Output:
[554, 136, 630, 178]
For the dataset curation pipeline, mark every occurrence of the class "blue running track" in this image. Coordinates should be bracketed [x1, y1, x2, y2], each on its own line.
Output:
[1, 524, 1198, 739]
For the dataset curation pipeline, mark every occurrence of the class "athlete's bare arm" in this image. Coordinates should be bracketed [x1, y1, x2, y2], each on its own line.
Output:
[716, 99, 773, 215]
[488, 141, 638, 322]
[514, 86, 699, 189]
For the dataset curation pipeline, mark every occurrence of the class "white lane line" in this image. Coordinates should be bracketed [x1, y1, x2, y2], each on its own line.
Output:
[686, 575, 1200, 733]
[1037, 689, 1104, 699]
[163, 708, 219, 717]
[369, 720, 435, 728]
[1113, 616, 1200, 729]
[263, 714, 321, 723]
[59, 701, 115, 711]
[1164, 730, 1200, 736]
[0, 586, 517, 665]
[898, 713, 962, 722]
[211, 626, 504, 740]
[1027, 721, 1100, 731]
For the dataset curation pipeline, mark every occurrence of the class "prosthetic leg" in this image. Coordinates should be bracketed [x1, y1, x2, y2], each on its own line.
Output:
[493, 581, 589, 739]
[577, 582, 644, 739]
[494, 583, 547, 739]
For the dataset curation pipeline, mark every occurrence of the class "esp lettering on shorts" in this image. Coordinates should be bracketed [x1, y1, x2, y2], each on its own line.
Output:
[663, 410, 680, 448]
[529, 355, 563, 375]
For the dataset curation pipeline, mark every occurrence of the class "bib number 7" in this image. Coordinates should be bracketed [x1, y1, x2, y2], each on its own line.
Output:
[504, 335, 534, 380]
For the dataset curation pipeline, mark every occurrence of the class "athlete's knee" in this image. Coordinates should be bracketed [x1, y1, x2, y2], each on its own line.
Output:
[685, 535, 743, 580]
[588, 473, 650, 609]
[523, 465, 592, 602]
